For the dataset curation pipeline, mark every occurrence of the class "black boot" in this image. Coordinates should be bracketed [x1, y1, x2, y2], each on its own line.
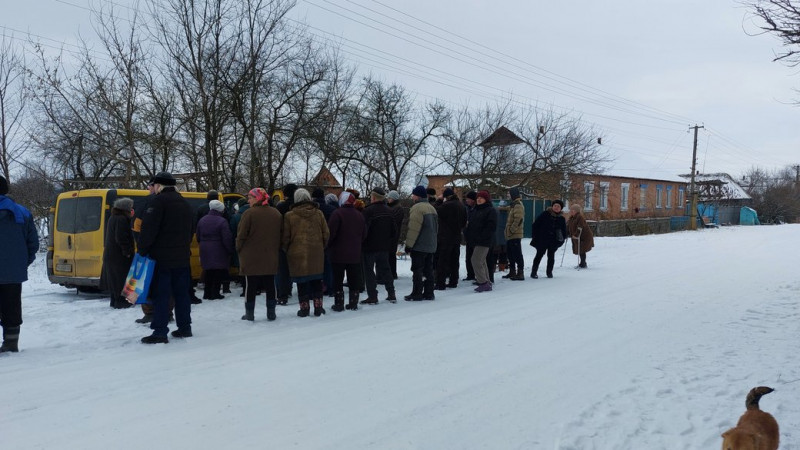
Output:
[345, 291, 359, 310]
[0, 326, 20, 353]
[313, 298, 326, 317]
[386, 290, 397, 303]
[297, 300, 310, 317]
[135, 314, 153, 324]
[242, 300, 255, 321]
[510, 268, 526, 281]
[331, 291, 345, 312]
[267, 298, 277, 321]
[502, 268, 517, 279]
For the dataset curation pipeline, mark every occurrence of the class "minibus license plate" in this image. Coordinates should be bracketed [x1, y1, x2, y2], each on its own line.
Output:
[56, 263, 72, 272]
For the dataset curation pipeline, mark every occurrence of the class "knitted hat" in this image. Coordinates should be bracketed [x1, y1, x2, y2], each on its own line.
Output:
[325, 193, 339, 205]
[294, 188, 311, 203]
[339, 191, 356, 207]
[371, 187, 386, 200]
[412, 185, 427, 198]
[0, 175, 8, 195]
[477, 190, 491, 202]
[552, 199, 565, 208]
[282, 183, 298, 203]
[152, 171, 176, 186]
[443, 187, 454, 198]
[426, 187, 437, 197]
[248, 187, 269, 206]
[509, 187, 520, 200]
[311, 188, 325, 199]
[387, 190, 400, 201]
[209, 199, 225, 212]
[113, 197, 133, 211]
[206, 190, 219, 200]
[466, 190, 477, 201]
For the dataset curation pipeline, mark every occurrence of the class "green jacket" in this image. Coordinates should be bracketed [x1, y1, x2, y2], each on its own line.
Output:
[504, 198, 525, 240]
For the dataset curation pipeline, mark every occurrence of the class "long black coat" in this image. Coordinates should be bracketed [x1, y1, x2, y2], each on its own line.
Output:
[436, 196, 467, 248]
[531, 207, 567, 251]
[465, 202, 497, 247]
[138, 187, 195, 269]
[362, 201, 396, 252]
[327, 204, 366, 264]
[102, 208, 134, 302]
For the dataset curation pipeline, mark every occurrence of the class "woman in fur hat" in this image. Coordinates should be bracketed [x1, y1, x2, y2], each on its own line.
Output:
[102, 197, 135, 309]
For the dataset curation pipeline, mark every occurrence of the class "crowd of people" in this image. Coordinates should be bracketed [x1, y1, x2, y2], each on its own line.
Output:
[0, 171, 596, 350]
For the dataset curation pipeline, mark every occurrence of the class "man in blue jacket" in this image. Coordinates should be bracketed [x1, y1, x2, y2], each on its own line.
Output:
[0, 175, 39, 353]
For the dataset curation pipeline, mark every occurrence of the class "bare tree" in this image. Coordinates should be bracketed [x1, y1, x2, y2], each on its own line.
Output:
[747, 0, 800, 66]
[740, 164, 800, 222]
[0, 35, 28, 181]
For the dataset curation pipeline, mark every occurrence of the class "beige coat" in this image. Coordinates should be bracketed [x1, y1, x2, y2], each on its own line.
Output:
[567, 211, 594, 254]
[236, 204, 283, 276]
[504, 198, 525, 240]
[281, 201, 329, 278]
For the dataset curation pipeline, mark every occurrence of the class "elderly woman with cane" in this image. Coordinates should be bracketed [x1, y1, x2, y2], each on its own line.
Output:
[567, 204, 594, 269]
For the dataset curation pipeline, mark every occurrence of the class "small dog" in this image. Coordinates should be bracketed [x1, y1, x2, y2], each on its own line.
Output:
[721, 386, 779, 450]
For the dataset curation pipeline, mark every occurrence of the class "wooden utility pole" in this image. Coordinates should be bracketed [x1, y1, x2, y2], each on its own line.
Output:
[688, 125, 704, 230]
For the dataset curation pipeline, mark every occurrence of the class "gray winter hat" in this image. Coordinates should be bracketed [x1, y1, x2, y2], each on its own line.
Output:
[294, 188, 311, 203]
[387, 190, 400, 201]
[113, 197, 134, 211]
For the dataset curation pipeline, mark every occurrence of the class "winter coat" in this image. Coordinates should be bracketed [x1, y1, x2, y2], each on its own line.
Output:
[282, 200, 329, 278]
[196, 203, 230, 227]
[362, 200, 396, 253]
[229, 203, 249, 268]
[388, 201, 407, 246]
[405, 199, 438, 254]
[197, 209, 234, 270]
[276, 184, 298, 216]
[103, 208, 134, 265]
[465, 202, 497, 248]
[314, 197, 337, 222]
[436, 196, 467, 248]
[530, 207, 567, 251]
[504, 198, 525, 240]
[236, 204, 282, 276]
[131, 193, 154, 243]
[138, 187, 195, 269]
[327, 204, 366, 264]
[567, 212, 594, 255]
[494, 206, 507, 246]
[0, 196, 39, 283]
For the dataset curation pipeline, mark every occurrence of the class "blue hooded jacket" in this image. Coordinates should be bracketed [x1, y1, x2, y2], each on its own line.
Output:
[0, 195, 39, 283]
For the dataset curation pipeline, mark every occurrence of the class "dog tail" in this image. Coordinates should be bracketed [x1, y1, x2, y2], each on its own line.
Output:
[745, 386, 774, 410]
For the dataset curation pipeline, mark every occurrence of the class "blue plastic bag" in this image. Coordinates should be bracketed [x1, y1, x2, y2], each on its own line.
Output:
[122, 254, 156, 304]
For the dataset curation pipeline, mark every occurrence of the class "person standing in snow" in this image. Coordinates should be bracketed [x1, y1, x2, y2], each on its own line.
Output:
[503, 188, 526, 281]
[466, 190, 497, 293]
[275, 183, 298, 305]
[0, 175, 39, 353]
[567, 204, 594, 269]
[386, 190, 406, 281]
[434, 187, 466, 290]
[236, 188, 282, 321]
[311, 188, 336, 297]
[327, 190, 366, 311]
[462, 190, 478, 282]
[360, 187, 397, 304]
[196, 200, 234, 300]
[282, 188, 330, 317]
[137, 172, 195, 344]
[102, 197, 135, 309]
[530, 199, 567, 279]
[404, 185, 438, 301]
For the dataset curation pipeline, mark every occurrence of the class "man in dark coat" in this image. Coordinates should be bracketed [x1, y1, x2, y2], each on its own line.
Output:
[466, 190, 497, 292]
[360, 188, 397, 304]
[312, 188, 336, 296]
[327, 191, 366, 311]
[435, 188, 466, 290]
[275, 183, 298, 304]
[102, 197, 135, 309]
[462, 191, 477, 281]
[137, 172, 195, 344]
[236, 188, 282, 321]
[530, 199, 567, 279]
[386, 190, 406, 280]
[0, 175, 39, 353]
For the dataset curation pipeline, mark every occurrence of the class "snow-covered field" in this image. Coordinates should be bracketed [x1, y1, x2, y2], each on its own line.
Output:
[2, 225, 798, 449]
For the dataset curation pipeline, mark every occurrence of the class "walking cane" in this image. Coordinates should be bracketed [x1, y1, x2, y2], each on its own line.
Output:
[561, 227, 582, 268]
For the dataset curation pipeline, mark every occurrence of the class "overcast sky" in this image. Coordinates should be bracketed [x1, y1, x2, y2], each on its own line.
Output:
[5, 0, 800, 181]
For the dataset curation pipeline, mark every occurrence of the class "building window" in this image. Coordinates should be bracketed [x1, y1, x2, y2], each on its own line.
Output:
[639, 184, 648, 209]
[599, 182, 609, 211]
[620, 183, 630, 211]
[678, 188, 685, 211]
[584, 182, 594, 211]
[666, 186, 673, 208]
[655, 185, 663, 209]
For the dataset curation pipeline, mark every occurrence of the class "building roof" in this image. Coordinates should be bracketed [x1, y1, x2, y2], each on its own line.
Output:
[477, 126, 525, 149]
[679, 173, 751, 200]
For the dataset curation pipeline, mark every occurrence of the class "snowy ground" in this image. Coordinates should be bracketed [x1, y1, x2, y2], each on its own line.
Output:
[2, 225, 799, 449]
